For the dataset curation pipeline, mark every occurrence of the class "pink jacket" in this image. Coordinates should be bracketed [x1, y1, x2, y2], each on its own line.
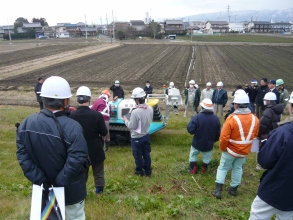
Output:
[91, 98, 111, 121]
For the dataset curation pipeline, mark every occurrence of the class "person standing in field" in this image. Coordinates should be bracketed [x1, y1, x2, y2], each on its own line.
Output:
[288, 92, 293, 116]
[212, 92, 259, 199]
[200, 82, 214, 102]
[249, 117, 293, 220]
[17, 76, 88, 219]
[70, 86, 108, 194]
[143, 81, 153, 98]
[34, 77, 44, 110]
[255, 78, 269, 118]
[123, 87, 153, 176]
[245, 80, 258, 114]
[91, 90, 112, 152]
[267, 79, 280, 104]
[166, 82, 179, 115]
[184, 80, 200, 117]
[110, 80, 124, 99]
[212, 81, 228, 118]
[276, 79, 289, 110]
[187, 98, 220, 174]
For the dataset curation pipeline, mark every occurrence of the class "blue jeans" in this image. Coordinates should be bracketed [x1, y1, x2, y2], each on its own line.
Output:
[189, 146, 212, 164]
[131, 134, 152, 175]
[216, 151, 246, 187]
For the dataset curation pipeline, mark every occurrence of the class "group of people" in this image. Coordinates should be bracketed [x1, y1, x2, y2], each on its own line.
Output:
[22, 76, 293, 219]
[185, 78, 293, 219]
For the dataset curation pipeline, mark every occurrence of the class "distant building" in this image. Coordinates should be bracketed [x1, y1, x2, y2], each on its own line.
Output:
[229, 22, 245, 32]
[186, 21, 205, 34]
[205, 21, 229, 33]
[0, 27, 4, 38]
[1, 25, 15, 35]
[130, 20, 145, 31]
[248, 21, 271, 33]
[164, 20, 185, 34]
[271, 22, 291, 33]
[79, 26, 98, 36]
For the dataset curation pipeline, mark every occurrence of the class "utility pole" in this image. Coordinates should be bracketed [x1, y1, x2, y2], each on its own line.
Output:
[112, 10, 115, 41]
[84, 14, 88, 40]
[100, 17, 102, 34]
[7, 18, 12, 44]
[227, 5, 231, 23]
[106, 14, 108, 36]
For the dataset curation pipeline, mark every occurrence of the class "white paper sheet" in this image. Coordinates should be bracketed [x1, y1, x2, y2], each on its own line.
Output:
[251, 138, 260, 153]
[30, 184, 65, 220]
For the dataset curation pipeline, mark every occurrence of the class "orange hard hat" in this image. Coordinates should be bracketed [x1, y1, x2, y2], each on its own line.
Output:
[102, 89, 111, 98]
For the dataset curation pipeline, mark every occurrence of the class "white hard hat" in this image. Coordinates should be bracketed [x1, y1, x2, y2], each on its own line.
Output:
[76, 86, 91, 97]
[263, 92, 276, 101]
[217, 82, 223, 87]
[200, 98, 213, 110]
[234, 89, 246, 96]
[189, 80, 195, 85]
[233, 93, 250, 104]
[115, 80, 120, 84]
[40, 76, 72, 99]
[206, 82, 212, 86]
[287, 92, 293, 103]
[169, 82, 174, 87]
[131, 87, 146, 98]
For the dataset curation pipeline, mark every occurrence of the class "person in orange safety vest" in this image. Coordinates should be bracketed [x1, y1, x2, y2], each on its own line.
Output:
[212, 90, 259, 199]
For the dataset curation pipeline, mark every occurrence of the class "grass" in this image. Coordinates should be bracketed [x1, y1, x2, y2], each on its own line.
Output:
[0, 105, 264, 219]
[177, 34, 293, 43]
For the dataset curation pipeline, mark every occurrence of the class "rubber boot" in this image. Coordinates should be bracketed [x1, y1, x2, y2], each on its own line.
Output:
[96, 187, 104, 194]
[201, 163, 208, 174]
[189, 162, 197, 174]
[227, 186, 238, 196]
[212, 183, 223, 199]
[104, 142, 109, 152]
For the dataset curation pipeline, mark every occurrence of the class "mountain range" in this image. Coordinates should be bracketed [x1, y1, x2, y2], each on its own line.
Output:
[180, 8, 293, 23]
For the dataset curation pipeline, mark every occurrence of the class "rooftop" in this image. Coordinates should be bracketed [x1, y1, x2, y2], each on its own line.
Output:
[130, 20, 145, 26]
[165, 20, 184, 25]
[206, 21, 229, 25]
[23, 22, 42, 28]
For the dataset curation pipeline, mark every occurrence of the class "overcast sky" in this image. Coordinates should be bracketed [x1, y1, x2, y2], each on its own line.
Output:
[1, 0, 292, 26]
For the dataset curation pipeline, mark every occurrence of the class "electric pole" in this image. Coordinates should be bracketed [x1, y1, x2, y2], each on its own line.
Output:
[7, 18, 12, 43]
[106, 14, 108, 36]
[227, 5, 231, 23]
[84, 14, 88, 40]
[112, 10, 115, 41]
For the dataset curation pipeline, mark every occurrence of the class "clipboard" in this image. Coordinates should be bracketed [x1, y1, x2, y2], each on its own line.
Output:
[123, 113, 131, 120]
[251, 138, 260, 153]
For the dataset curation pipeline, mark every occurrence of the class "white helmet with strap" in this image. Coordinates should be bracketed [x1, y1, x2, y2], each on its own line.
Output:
[40, 76, 72, 99]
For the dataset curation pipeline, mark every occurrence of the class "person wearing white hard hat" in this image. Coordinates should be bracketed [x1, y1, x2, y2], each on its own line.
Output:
[276, 79, 289, 109]
[187, 98, 220, 174]
[212, 81, 228, 118]
[16, 76, 89, 219]
[110, 80, 124, 99]
[184, 80, 200, 117]
[212, 92, 259, 199]
[70, 86, 108, 194]
[123, 87, 153, 176]
[200, 82, 214, 102]
[166, 82, 179, 115]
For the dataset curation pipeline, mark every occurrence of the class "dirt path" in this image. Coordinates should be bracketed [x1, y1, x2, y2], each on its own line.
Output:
[0, 43, 120, 81]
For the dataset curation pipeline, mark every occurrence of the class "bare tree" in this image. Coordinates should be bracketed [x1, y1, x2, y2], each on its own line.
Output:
[149, 20, 160, 39]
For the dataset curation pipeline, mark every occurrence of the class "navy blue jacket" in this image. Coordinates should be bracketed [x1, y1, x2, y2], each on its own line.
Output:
[70, 106, 108, 164]
[187, 111, 220, 152]
[257, 121, 293, 211]
[270, 87, 280, 104]
[34, 82, 43, 102]
[16, 109, 88, 205]
[212, 89, 228, 105]
[144, 86, 153, 96]
[255, 85, 269, 106]
[110, 85, 124, 99]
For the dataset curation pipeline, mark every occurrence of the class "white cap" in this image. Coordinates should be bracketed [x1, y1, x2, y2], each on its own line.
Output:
[131, 87, 146, 98]
[189, 80, 195, 84]
[206, 82, 212, 86]
[76, 86, 91, 97]
[40, 76, 72, 99]
[264, 92, 277, 101]
[200, 98, 213, 110]
[234, 93, 250, 104]
[217, 81, 223, 87]
[169, 82, 174, 87]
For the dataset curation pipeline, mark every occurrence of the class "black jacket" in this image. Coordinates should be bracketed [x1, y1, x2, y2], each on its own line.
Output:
[270, 87, 280, 104]
[258, 104, 283, 138]
[255, 85, 269, 106]
[245, 85, 258, 103]
[187, 110, 220, 152]
[110, 85, 124, 99]
[34, 82, 43, 102]
[16, 109, 88, 205]
[70, 106, 108, 164]
[258, 121, 293, 211]
[212, 89, 228, 105]
[144, 86, 153, 96]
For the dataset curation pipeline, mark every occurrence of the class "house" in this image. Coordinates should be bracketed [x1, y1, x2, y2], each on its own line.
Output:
[130, 20, 145, 31]
[43, 26, 56, 38]
[108, 22, 129, 36]
[248, 21, 271, 33]
[22, 22, 43, 34]
[229, 22, 245, 32]
[205, 21, 229, 33]
[271, 22, 291, 33]
[1, 25, 15, 34]
[186, 21, 205, 35]
[164, 20, 185, 35]
[79, 26, 98, 36]
[56, 26, 70, 38]
[0, 27, 4, 38]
